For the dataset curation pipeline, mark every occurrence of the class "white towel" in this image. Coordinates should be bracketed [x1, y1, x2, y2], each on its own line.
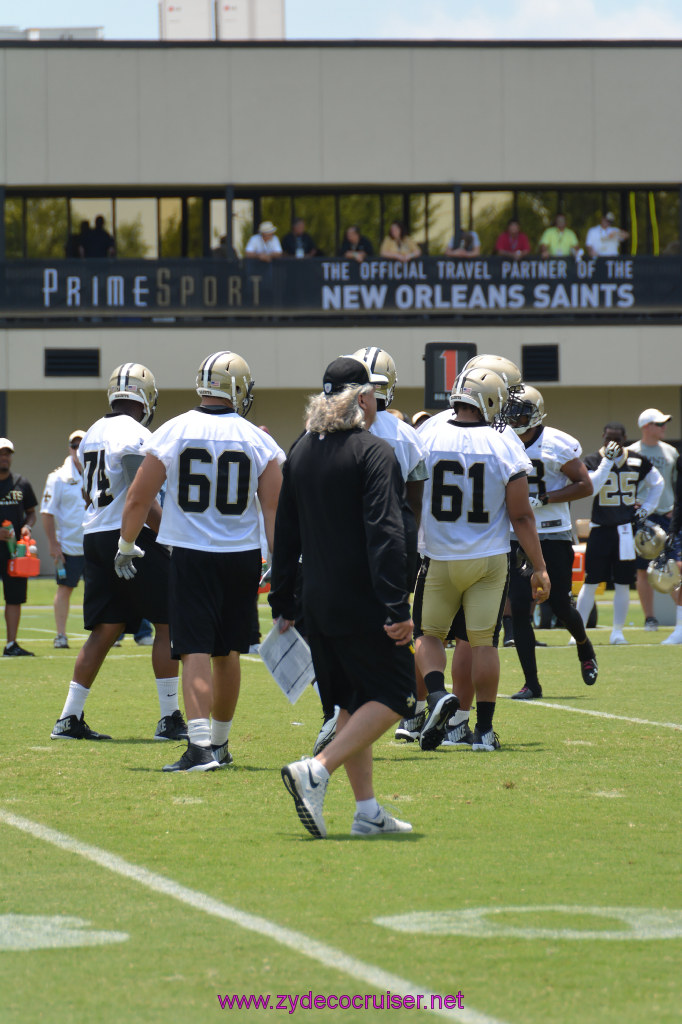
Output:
[618, 523, 636, 560]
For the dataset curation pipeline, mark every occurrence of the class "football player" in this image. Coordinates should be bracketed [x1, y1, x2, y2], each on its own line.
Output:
[117, 351, 284, 772]
[576, 423, 663, 645]
[503, 385, 597, 698]
[416, 367, 550, 752]
[51, 364, 185, 742]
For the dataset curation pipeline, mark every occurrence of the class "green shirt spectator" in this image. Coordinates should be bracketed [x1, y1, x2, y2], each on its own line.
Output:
[539, 214, 579, 257]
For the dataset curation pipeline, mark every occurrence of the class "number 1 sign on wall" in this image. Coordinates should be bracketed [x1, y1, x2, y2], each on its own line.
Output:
[423, 342, 477, 410]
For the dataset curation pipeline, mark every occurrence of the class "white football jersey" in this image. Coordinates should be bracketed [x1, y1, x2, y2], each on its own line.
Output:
[370, 410, 426, 481]
[40, 456, 86, 555]
[144, 408, 285, 552]
[421, 418, 532, 560]
[522, 425, 581, 535]
[79, 415, 151, 535]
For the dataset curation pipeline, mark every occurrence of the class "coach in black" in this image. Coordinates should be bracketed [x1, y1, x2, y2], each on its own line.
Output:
[271, 356, 416, 839]
[0, 438, 38, 656]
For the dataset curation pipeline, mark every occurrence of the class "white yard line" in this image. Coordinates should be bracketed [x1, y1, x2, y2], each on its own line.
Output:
[0, 810, 507, 1024]
[499, 696, 681, 730]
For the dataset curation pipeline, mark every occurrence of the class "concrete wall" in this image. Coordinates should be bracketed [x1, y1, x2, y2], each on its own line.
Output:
[1, 43, 681, 186]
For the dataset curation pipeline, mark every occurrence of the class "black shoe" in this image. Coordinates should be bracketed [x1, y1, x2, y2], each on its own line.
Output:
[162, 742, 219, 772]
[51, 714, 111, 740]
[394, 709, 426, 742]
[419, 690, 460, 751]
[211, 741, 234, 768]
[4, 641, 34, 657]
[442, 720, 474, 747]
[154, 710, 188, 741]
[503, 638, 516, 648]
[534, 639, 548, 647]
[511, 686, 542, 700]
[581, 657, 598, 686]
[472, 727, 501, 751]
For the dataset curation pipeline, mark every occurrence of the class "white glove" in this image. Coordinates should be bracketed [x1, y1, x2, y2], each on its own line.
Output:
[529, 495, 544, 509]
[604, 440, 622, 461]
[633, 506, 649, 525]
[114, 537, 145, 580]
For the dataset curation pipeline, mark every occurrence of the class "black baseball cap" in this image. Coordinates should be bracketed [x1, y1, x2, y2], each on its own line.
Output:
[322, 356, 388, 395]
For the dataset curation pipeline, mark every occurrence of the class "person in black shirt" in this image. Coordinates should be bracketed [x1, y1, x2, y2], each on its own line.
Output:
[576, 422, 663, 645]
[80, 215, 115, 258]
[0, 438, 38, 656]
[338, 225, 374, 263]
[271, 357, 415, 839]
[281, 218, 318, 258]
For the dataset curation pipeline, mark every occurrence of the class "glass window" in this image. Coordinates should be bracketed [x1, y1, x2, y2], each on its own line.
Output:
[159, 198, 182, 258]
[210, 199, 227, 254]
[381, 195, 404, 243]
[25, 197, 68, 259]
[291, 195, 335, 257]
[5, 197, 24, 258]
[260, 197, 292, 247]
[561, 191, 603, 248]
[409, 193, 427, 251]
[469, 191, 514, 255]
[338, 195, 381, 254]
[653, 190, 680, 256]
[70, 198, 114, 246]
[426, 192, 454, 256]
[514, 190, 556, 254]
[115, 198, 157, 258]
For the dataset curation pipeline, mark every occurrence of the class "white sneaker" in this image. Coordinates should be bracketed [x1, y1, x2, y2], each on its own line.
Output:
[610, 631, 628, 645]
[661, 626, 682, 645]
[281, 758, 328, 839]
[567, 637, 576, 646]
[351, 806, 412, 837]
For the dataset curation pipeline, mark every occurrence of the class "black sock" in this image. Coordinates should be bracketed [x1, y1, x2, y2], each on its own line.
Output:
[424, 670, 445, 695]
[503, 615, 514, 639]
[576, 636, 595, 661]
[476, 701, 496, 734]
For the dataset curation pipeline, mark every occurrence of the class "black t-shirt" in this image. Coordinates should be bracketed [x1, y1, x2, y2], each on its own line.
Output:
[0, 473, 38, 556]
[337, 235, 374, 257]
[584, 449, 655, 526]
[82, 226, 115, 258]
[281, 232, 317, 257]
[269, 427, 410, 635]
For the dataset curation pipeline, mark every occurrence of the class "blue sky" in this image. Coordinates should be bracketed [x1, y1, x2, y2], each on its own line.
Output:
[1, 0, 682, 40]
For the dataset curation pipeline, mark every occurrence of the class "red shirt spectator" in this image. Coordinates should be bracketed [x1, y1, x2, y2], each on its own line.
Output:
[494, 219, 531, 259]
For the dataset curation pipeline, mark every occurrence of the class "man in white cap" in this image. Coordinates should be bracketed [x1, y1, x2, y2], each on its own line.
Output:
[0, 438, 38, 656]
[41, 430, 87, 648]
[630, 408, 679, 633]
[244, 221, 282, 263]
[585, 212, 629, 258]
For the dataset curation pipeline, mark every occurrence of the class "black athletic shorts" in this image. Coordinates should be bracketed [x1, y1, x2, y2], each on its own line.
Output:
[509, 538, 573, 608]
[168, 547, 261, 658]
[83, 527, 170, 631]
[55, 554, 85, 589]
[308, 629, 417, 719]
[584, 525, 636, 586]
[412, 555, 508, 648]
[0, 558, 27, 605]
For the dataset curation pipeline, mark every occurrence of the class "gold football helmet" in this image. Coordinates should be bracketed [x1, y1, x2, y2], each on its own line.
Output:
[107, 363, 158, 426]
[196, 351, 254, 416]
[450, 367, 508, 426]
[634, 521, 668, 560]
[647, 554, 682, 594]
[352, 347, 397, 407]
[463, 354, 523, 395]
[503, 384, 547, 436]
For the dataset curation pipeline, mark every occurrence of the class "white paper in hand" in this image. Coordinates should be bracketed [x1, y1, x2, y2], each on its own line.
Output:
[259, 623, 316, 704]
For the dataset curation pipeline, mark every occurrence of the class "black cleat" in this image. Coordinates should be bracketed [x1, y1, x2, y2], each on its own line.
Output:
[419, 690, 460, 751]
[472, 727, 501, 751]
[395, 709, 426, 742]
[4, 641, 34, 657]
[51, 714, 111, 740]
[511, 686, 543, 700]
[154, 710, 188, 741]
[581, 657, 598, 686]
[211, 741, 234, 768]
[162, 743, 219, 772]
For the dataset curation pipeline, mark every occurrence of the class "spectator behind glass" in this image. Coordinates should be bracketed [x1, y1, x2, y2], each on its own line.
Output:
[65, 220, 89, 259]
[380, 221, 421, 262]
[585, 212, 629, 258]
[281, 218, 319, 259]
[244, 220, 283, 263]
[80, 215, 115, 258]
[539, 213, 579, 258]
[445, 229, 480, 258]
[338, 225, 374, 262]
[494, 219, 531, 260]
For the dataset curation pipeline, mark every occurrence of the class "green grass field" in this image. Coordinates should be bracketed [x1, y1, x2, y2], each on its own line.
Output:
[1, 581, 680, 1023]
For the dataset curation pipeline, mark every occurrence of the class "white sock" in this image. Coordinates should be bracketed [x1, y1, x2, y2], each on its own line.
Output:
[309, 758, 329, 783]
[415, 699, 427, 714]
[188, 718, 211, 748]
[676, 606, 682, 626]
[450, 709, 470, 726]
[211, 719, 232, 746]
[613, 584, 630, 630]
[60, 681, 90, 721]
[576, 584, 598, 627]
[356, 797, 380, 818]
[156, 677, 179, 718]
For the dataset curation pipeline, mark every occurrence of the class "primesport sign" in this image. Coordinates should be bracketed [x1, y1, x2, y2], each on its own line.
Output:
[423, 343, 476, 410]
